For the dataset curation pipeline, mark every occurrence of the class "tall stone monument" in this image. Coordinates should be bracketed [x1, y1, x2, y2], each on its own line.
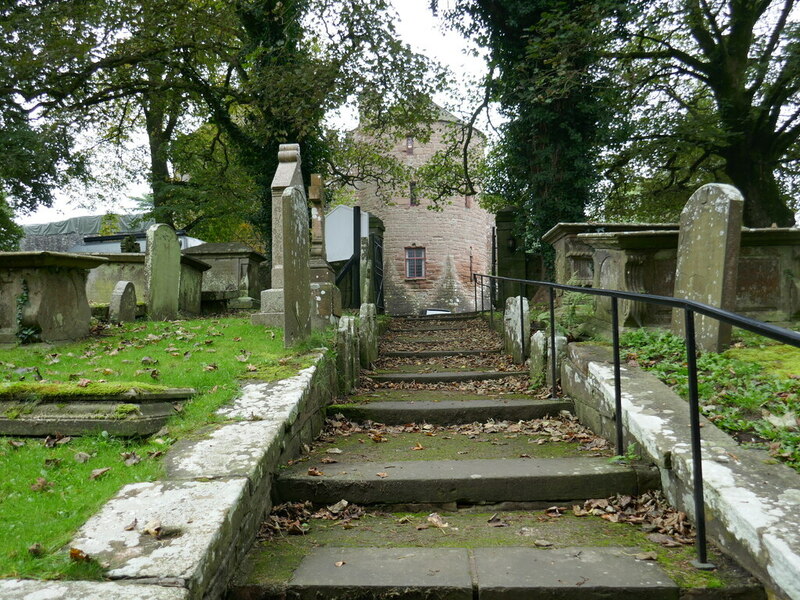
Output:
[251, 144, 312, 346]
[145, 224, 180, 321]
[671, 184, 744, 352]
[252, 144, 305, 329]
[309, 174, 342, 329]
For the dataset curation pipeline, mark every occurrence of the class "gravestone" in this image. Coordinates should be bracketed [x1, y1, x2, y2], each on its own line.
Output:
[109, 281, 137, 324]
[503, 296, 530, 363]
[280, 185, 312, 346]
[309, 174, 342, 329]
[145, 224, 181, 321]
[358, 303, 378, 368]
[671, 184, 744, 352]
[252, 144, 305, 329]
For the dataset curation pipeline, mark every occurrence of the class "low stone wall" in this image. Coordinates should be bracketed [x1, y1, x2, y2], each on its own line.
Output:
[1, 351, 338, 600]
[562, 342, 800, 600]
[85, 254, 209, 317]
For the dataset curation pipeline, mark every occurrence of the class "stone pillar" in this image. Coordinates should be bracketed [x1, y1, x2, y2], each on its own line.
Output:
[358, 303, 378, 368]
[671, 184, 744, 352]
[252, 144, 305, 330]
[308, 174, 342, 329]
[336, 316, 359, 394]
[145, 224, 180, 321]
[253, 144, 304, 328]
[496, 207, 525, 308]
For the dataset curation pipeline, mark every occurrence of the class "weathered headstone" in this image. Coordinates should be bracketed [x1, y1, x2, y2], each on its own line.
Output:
[280, 186, 312, 347]
[336, 316, 360, 394]
[358, 303, 378, 368]
[503, 296, 530, 363]
[671, 184, 744, 352]
[109, 281, 137, 324]
[252, 144, 305, 329]
[145, 224, 181, 321]
[529, 330, 567, 387]
[309, 174, 342, 329]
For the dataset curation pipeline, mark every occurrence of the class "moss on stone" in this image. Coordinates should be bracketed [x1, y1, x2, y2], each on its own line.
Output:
[242, 511, 742, 591]
[0, 381, 170, 401]
[725, 344, 800, 378]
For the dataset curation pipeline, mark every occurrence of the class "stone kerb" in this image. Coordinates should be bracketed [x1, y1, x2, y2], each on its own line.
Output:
[13, 353, 338, 600]
[358, 303, 378, 368]
[562, 343, 800, 600]
[109, 280, 137, 323]
[503, 296, 530, 363]
[145, 224, 181, 321]
[280, 186, 312, 347]
[671, 184, 744, 352]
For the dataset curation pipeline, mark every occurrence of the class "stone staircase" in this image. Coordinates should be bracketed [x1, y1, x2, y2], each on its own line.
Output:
[229, 314, 763, 599]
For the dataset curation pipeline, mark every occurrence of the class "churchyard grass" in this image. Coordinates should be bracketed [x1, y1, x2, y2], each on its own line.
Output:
[620, 328, 800, 472]
[0, 317, 332, 579]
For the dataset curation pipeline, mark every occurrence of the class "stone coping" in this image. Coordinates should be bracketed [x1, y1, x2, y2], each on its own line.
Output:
[86, 252, 212, 271]
[563, 343, 800, 600]
[541, 223, 679, 244]
[576, 226, 800, 251]
[183, 243, 266, 262]
[0, 354, 329, 600]
[0, 251, 109, 269]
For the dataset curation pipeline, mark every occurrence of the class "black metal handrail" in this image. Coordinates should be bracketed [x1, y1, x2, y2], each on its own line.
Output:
[473, 272, 800, 569]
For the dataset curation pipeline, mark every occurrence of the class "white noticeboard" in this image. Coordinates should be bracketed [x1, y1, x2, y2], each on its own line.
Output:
[324, 205, 371, 263]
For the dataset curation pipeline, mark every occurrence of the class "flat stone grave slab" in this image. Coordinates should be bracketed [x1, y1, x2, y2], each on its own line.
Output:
[0, 387, 194, 436]
[289, 547, 472, 600]
[474, 546, 678, 599]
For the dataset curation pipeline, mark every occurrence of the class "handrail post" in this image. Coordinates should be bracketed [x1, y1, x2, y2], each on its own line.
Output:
[611, 297, 624, 454]
[473, 273, 478, 314]
[685, 308, 715, 570]
[549, 286, 557, 399]
[519, 281, 525, 360]
[480, 275, 485, 317]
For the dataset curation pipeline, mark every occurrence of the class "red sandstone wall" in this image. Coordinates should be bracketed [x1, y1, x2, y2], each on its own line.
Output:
[355, 121, 493, 315]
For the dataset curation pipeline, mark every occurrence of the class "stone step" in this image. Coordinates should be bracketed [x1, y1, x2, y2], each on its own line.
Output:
[400, 312, 480, 322]
[367, 371, 527, 384]
[232, 509, 761, 599]
[237, 547, 678, 600]
[330, 398, 572, 425]
[276, 457, 650, 505]
[382, 349, 501, 357]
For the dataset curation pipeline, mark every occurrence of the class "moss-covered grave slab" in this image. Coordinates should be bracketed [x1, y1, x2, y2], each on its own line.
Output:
[0, 386, 194, 436]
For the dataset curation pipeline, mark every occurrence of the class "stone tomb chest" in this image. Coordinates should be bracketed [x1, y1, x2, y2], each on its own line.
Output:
[546, 226, 800, 326]
[182, 242, 267, 307]
[0, 252, 108, 343]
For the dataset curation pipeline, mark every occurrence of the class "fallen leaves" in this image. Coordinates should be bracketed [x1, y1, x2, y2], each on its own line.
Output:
[307, 467, 324, 477]
[30, 477, 53, 492]
[69, 548, 91, 562]
[89, 467, 111, 480]
[571, 491, 694, 546]
[375, 472, 389, 478]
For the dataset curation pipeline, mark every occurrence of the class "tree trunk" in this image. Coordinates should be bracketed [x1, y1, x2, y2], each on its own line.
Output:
[722, 145, 794, 228]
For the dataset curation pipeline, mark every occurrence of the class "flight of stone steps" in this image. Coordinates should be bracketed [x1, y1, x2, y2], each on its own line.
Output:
[229, 313, 763, 599]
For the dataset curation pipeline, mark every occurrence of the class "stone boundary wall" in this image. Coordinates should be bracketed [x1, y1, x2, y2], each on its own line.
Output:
[1, 350, 340, 600]
[562, 342, 800, 600]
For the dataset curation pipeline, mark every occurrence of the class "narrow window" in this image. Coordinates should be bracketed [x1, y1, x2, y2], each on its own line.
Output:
[405, 247, 425, 279]
[406, 136, 414, 154]
[410, 181, 419, 206]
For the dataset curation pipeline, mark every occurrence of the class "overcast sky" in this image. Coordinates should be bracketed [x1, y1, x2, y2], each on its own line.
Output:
[15, 1, 487, 226]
